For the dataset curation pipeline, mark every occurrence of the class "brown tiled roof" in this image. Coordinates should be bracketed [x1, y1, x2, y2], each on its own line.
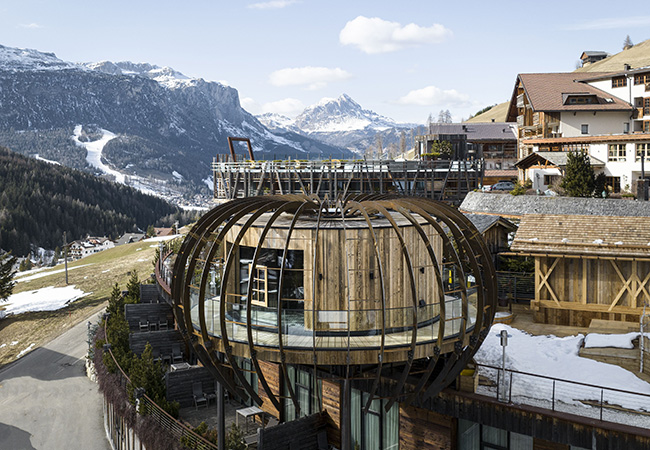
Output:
[511, 214, 650, 258]
[514, 151, 605, 169]
[525, 134, 650, 145]
[518, 73, 633, 112]
[484, 169, 518, 178]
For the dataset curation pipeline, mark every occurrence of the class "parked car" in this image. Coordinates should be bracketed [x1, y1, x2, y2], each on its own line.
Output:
[491, 181, 516, 191]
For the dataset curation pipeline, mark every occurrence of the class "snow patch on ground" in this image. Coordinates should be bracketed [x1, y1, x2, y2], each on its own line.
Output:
[584, 332, 639, 349]
[172, 171, 184, 180]
[203, 176, 214, 190]
[16, 343, 35, 359]
[72, 125, 123, 183]
[475, 324, 650, 415]
[15, 264, 94, 283]
[34, 153, 61, 165]
[143, 234, 183, 242]
[2, 285, 90, 317]
[475, 324, 650, 394]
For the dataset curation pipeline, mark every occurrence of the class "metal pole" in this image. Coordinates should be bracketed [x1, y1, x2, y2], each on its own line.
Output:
[341, 378, 351, 450]
[641, 303, 647, 373]
[63, 231, 69, 285]
[217, 367, 225, 450]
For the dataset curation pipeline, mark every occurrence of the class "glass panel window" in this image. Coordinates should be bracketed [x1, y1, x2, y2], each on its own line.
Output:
[608, 144, 627, 161]
[612, 76, 627, 88]
[644, 98, 650, 116]
[636, 143, 650, 161]
[581, 124, 589, 134]
[482, 424, 508, 447]
[351, 389, 399, 450]
[510, 432, 533, 449]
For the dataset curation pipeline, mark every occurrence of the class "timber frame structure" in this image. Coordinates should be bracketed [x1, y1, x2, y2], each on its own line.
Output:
[212, 157, 484, 205]
[511, 214, 650, 327]
[169, 194, 497, 449]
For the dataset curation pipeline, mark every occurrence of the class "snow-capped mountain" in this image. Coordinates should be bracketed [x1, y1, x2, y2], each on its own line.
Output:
[258, 94, 421, 155]
[294, 94, 397, 133]
[0, 44, 350, 202]
[257, 113, 302, 134]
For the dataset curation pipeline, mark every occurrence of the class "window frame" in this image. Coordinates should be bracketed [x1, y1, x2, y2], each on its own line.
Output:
[612, 76, 627, 88]
[580, 124, 589, 135]
[608, 144, 626, 162]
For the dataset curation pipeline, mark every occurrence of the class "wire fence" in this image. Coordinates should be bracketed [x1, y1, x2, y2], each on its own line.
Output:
[476, 364, 650, 430]
[102, 318, 218, 450]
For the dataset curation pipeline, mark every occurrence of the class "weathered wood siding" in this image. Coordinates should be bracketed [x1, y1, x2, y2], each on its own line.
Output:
[399, 404, 455, 450]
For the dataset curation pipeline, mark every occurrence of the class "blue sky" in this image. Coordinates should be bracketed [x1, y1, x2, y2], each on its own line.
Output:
[1, 0, 649, 123]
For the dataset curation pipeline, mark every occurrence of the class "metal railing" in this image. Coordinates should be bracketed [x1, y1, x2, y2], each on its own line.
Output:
[476, 363, 650, 429]
[103, 317, 218, 450]
[496, 272, 534, 303]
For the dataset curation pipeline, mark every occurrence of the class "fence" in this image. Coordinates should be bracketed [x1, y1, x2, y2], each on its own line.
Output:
[496, 272, 534, 303]
[476, 364, 650, 430]
[102, 319, 218, 450]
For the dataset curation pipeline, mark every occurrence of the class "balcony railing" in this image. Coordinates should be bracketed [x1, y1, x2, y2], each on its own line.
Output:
[476, 363, 650, 429]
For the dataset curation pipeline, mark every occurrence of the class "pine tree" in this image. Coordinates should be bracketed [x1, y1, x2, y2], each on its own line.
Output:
[560, 151, 595, 197]
[623, 35, 634, 50]
[0, 252, 17, 301]
[125, 271, 140, 303]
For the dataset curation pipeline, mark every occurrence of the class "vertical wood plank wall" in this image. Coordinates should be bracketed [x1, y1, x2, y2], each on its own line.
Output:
[399, 404, 455, 450]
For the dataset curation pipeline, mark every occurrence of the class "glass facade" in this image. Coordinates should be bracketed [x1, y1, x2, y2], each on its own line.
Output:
[351, 388, 398, 450]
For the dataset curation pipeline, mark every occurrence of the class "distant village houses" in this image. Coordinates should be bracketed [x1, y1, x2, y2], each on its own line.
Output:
[507, 39, 650, 195]
[68, 237, 115, 260]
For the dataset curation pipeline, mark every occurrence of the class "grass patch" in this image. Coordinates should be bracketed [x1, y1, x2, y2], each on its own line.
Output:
[0, 240, 161, 367]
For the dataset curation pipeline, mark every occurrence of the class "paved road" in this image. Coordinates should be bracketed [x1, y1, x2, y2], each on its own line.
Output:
[0, 310, 110, 450]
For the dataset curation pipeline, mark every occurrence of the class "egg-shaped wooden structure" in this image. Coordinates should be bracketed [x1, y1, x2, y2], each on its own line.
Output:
[171, 194, 496, 409]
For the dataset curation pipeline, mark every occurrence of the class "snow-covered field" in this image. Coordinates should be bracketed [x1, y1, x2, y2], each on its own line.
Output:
[474, 324, 650, 428]
[1, 285, 90, 318]
[72, 125, 123, 183]
[14, 264, 94, 283]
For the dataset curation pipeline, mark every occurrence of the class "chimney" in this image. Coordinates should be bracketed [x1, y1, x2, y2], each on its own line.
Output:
[491, 118, 495, 122]
[624, 63, 631, 71]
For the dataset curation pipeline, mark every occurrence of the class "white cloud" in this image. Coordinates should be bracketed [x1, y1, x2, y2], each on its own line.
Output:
[339, 16, 451, 54]
[18, 23, 42, 29]
[247, 0, 298, 10]
[261, 98, 305, 117]
[269, 66, 352, 90]
[396, 85, 471, 107]
[240, 97, 261, 114]
[565, 16, 650, 30]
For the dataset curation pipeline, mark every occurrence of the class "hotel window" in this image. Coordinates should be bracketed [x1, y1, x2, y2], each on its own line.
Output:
[644, 98, 650, 116]
[608, 144, 626, 161]
[637, 143, 650, 162]
[351, 389, 398, 450]
[605, 176, 621, 193]
[634, 73, 649, 85]
[283, 366, 321, 421]
[624, 122, 630, 133]
[612, 76, 627, 88]
[645, 121, 650, 133]
[581, 124, 589, 135]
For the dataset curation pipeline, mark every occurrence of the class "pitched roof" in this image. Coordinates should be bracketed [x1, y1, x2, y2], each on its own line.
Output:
[464, 213, 516, 234]
[515, 151, 605, 169]
[575, 39, 650, 73]
[460, 191, 650, 219]
[425, 122, 517, 141]
[511, 214, 650, 257]
[524, 134, 650, 145]
[484, 169, 518, 178]
[517, 73, 633, 112]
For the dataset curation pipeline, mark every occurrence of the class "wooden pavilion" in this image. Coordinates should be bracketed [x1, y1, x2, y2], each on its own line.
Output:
[510, 214, 650, 327]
